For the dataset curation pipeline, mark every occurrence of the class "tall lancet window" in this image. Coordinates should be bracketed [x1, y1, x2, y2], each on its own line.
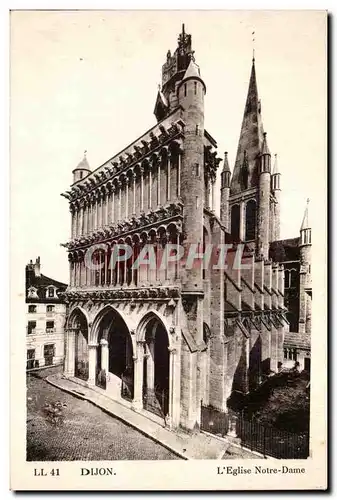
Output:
[245, 199, 257, 241]
[231, 205, 240, 241]
[240, 151, 249, 190]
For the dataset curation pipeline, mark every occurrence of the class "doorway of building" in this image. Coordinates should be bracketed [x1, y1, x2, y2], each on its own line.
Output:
[73, 310, 89, 381]
[44, 344, 55, 367]
[96, 308, 134, 401]
[142, 317, 169, 418]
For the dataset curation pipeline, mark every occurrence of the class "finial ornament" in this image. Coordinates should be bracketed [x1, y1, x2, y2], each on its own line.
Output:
[307, 198, 310, 204]
[252, 31, 256, 62]
[84, 150, 87, 158]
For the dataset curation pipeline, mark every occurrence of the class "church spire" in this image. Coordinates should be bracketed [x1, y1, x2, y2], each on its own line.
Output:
[230, 58, 265, 194]
[300, 199, 310, 231]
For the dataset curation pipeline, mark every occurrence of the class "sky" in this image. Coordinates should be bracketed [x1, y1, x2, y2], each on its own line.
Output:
[10, 10, 326, 283]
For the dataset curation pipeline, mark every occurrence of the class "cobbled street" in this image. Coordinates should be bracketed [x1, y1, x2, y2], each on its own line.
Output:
[26, 367, 178, 461]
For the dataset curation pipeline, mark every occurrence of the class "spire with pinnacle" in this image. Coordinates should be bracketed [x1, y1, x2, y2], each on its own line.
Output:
[271, 153, 281, 192]
[272, 153, 279, 174]
[221, 152, 231, 189]
[72, 150, 91, 183]
[230, 58, 266, 194]
[300, 199, 311, 231]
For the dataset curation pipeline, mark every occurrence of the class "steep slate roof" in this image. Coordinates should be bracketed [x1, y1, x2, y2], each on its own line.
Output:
[300, 199, 310, 230]
[222, 151, 231, 173]
[230, 59, 265, 195]
[269, 237, 300, 262]
[73, 154, 91, 173]
[26, 264, 67, 303]
[183, 58, 201, 79]
[284, 331, 311, 350]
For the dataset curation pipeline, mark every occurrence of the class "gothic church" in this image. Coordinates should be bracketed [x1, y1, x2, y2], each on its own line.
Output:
[61, 26, 311, 431]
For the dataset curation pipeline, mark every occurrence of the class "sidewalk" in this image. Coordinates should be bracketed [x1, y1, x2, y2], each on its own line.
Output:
[46, 373, 230, 460]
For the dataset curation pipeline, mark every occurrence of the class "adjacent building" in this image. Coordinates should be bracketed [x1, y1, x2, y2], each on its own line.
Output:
[270, 200, 312, 371]
[26, 257, 67, 369]
[60, 26, 311, 431]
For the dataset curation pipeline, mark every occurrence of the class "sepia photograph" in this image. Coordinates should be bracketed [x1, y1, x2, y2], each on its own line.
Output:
[10, 9, 327, 490]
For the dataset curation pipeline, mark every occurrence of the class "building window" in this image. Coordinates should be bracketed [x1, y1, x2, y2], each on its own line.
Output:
[48, 288, 55, 298]
[46, 305, 55, 313]
[28, 287, 38, 299]
[245, 199, 257, 241]
[195, 163, 200, 176]
[290, 269, 297, 288]
[184, 84, 187, 97]
[27, 321, 37, 335]
[284, 348, 297, 361]
[46, 321, 55, 333]
[231, 204, 240, 241]
[80, 171, 83, 179]
[194, 81, 197, 95]
[44, 344, 55, 366]
[26, 349, 36, 370]
[28, 305, 36, 313]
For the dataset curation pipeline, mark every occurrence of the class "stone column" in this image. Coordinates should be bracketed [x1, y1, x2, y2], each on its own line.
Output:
[64, 329, 75, 377]
[88, 344, 98, 386]
[83, 203, 87, 235]
[103, 192, 109, 226]
[100, 339, 109, 374]
[94, 198, 98, 230]
[157, 161, 161, 207]
[126, 178, 130, 218]
[167, 152, 171, 202]
[167, 346, 177, 428]
[70, 206, 75, 239]
[132, 172, 136, 215]
[177, 151, 181, 198]
[132, 340, 145, 411]
[140, 167, 144, 211]
[117, 181, 122, 221]
[148, 167, 152, 209]
[146, 339, 155, 395]
[74, 208, 78, 238]
[111, 187, 115, 223]
[100, 195, 104, 228]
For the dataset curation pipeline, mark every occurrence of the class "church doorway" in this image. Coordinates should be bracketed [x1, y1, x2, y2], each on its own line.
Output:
[142, 317, 170, 418]
[73, 309, 89, 381]
[95, 308, 134, 402]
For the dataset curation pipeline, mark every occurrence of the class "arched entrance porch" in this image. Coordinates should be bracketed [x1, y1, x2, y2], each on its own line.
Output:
[141, 315, 170, 419]
[65, 307, 89, 380]
[93, 307, 134, 402]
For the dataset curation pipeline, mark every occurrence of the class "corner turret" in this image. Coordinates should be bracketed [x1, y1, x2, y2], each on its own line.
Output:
[72, 151, 91, 184]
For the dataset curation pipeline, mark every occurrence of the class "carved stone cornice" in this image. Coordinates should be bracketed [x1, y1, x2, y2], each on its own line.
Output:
[61, 286, 181, 304]
[63, 202, 183, 251]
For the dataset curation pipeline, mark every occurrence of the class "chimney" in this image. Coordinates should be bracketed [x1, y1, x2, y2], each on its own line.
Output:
[34, 256, 41, 277]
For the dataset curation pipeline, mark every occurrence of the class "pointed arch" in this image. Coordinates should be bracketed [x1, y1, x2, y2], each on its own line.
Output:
[136, 310, 171, 347]
[90, 304, 136, 349]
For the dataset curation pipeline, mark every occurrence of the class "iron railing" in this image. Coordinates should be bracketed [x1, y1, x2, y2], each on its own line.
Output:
[236, 415, 309, 459]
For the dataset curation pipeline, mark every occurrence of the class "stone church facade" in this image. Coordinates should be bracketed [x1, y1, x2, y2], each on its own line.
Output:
[61, 26, 310, 431]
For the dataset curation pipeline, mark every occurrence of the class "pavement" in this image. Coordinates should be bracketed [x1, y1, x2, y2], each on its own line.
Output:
[27, 370, 178, 461]
[47, 372, 231, 460]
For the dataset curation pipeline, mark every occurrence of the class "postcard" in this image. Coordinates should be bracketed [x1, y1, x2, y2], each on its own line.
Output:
[10, 9, 327, 490]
